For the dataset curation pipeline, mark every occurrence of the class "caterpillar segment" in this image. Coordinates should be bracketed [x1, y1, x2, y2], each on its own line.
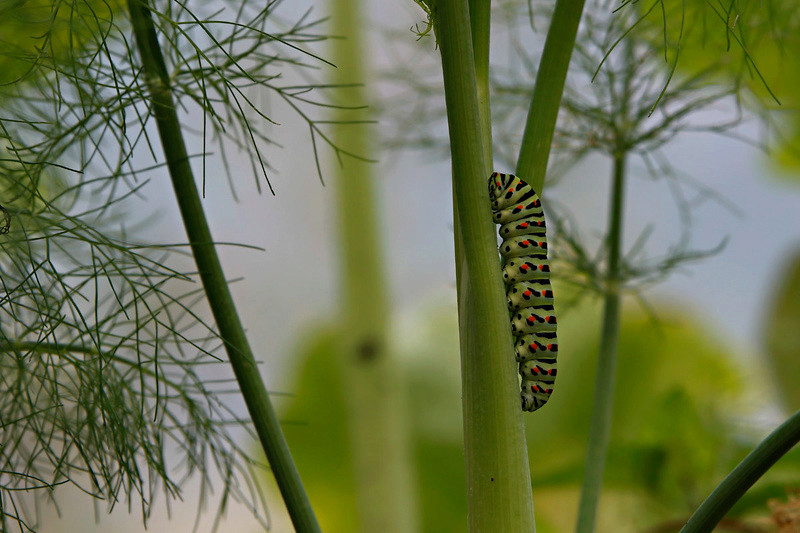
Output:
[514, 334, 558, 363]
[506, 280, 554, 311]
[501, 256, 550, 284]
[498, 214, 547, 239]
[500, 235, 548, 258]
[489, 171, 558, 412]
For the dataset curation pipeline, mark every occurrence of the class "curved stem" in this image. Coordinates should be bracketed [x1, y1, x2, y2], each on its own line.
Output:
[574, 151, 626, 533]
[681, 409, 800, 533]
[127, 2, 320, 531]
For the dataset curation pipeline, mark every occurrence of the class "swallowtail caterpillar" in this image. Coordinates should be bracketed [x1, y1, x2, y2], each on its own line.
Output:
[488, 172, 558, 412]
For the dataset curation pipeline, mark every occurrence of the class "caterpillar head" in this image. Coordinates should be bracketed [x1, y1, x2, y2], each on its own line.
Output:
[488, 172, 514, 205]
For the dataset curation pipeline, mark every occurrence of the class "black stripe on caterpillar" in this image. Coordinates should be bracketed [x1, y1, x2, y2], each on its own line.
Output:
[488, 172, 558, 412]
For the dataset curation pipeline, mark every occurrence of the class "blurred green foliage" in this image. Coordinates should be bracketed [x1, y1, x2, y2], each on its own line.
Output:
[0, 0, 120, 85]
[640, 0, 800, 176]
[279, 327, 360, 531]
[765, 249, 800, 412]
[280, 291, 800, 532]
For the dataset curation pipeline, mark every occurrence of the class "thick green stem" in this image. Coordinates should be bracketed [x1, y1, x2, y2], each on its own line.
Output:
[574, 152, 626, 533]
[329, 0, 418, 531]
[681, 409, 800, 532]
[126, 2, 320, 531]
[436, 2, 535, 531]
[515, 0, 586, 193]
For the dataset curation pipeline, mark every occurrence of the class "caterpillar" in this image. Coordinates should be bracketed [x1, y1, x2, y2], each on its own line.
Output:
[488, 172, 557, 412]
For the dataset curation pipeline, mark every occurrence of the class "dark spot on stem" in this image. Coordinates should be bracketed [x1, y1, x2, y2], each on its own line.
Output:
[356, 337, 382, 362]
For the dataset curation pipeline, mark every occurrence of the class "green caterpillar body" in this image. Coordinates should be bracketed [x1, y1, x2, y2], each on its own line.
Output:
[488, 172, 558, 412]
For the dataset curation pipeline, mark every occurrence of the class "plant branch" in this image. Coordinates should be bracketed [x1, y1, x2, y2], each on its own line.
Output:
[126, 1, 320, 531]
[574, 150, 627, 533]
[515, 0, 586, 193]
[469, 0, 492, 169]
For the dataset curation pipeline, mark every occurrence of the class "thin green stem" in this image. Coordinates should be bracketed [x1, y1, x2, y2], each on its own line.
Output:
[515, 0, 586, 193]
[1, 341, 167, 381]
[574, 151, 626, 533]
[436, 2, 535, 531]
[1, 341, 100, 358]
[574, 36, 638, 532]
[126, 2, 320, 531]
[469, 0, 492, 170]
[681, 409, 800, 533]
